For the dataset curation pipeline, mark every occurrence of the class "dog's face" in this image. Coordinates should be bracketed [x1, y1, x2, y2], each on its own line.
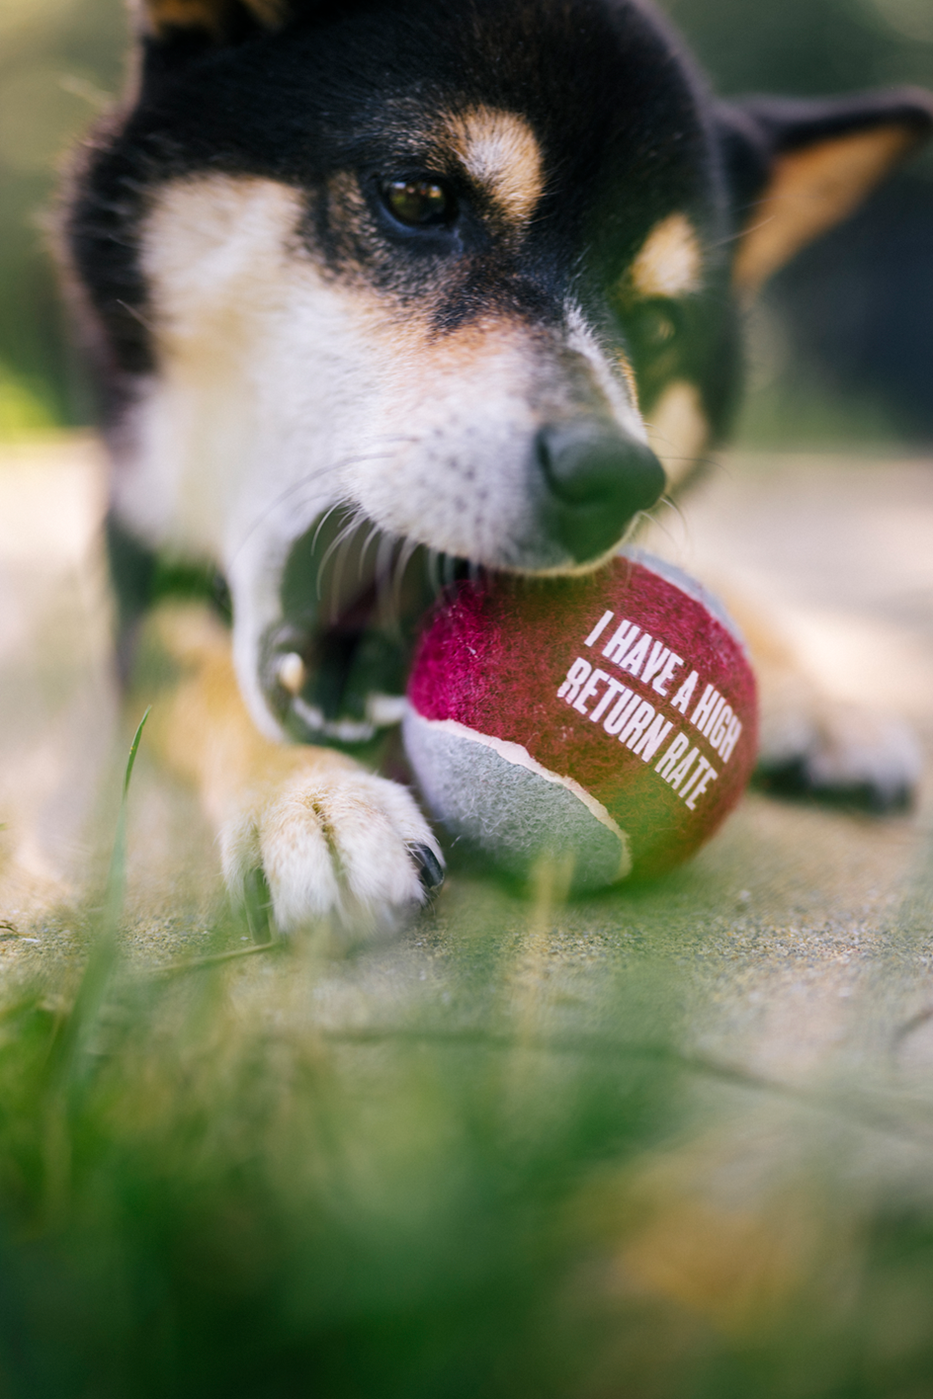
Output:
[67, 0, 931, 738]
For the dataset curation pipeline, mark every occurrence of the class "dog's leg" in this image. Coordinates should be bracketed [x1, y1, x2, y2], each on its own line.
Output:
[141, 605, 444, 933]
[724, 594, 921, 813]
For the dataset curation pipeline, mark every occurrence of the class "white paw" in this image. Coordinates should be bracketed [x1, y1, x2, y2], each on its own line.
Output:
[220, 761, 444, 934]
[757, 700, 921, 812]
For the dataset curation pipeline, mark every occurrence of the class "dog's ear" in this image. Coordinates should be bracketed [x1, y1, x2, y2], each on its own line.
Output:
[132, 0, 290, 46]
[720, 89, 933, 294]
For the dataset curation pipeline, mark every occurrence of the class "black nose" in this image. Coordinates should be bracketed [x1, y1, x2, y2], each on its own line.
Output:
[536, 421, 666, 563]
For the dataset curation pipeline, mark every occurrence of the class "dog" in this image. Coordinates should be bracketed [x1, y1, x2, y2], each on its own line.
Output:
[61, 0, 933, 932]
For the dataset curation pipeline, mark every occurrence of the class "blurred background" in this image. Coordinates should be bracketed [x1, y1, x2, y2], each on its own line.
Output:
[0, 0, 932, 446]
[3, 15, 933, 1391]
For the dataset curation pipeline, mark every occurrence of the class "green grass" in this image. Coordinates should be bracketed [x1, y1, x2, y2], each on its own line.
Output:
[1, 728, 933, 1396]
[6, 914, 933, 1396]
[0, 934, 688, 1397]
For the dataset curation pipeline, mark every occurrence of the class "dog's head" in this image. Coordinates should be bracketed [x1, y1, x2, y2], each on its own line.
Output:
[67, 0, 932, 737]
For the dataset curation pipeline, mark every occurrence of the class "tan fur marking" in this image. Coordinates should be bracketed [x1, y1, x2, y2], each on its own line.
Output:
[446, 107, 544, 224]
[734, 125, 916, 294]
[630, 214, 703, 299]
[147, 606, 357, 828]
[616, 352, 640, 411]
[138, 0, 285, 38]
[645, 381, 709, 491]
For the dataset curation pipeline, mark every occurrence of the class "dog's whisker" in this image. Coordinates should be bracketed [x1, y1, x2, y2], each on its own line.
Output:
[656, 493, 691, 534]
[630, 507, 658, 536]
[228, 441, 420, 568]
[358, 521, 383, 582]
[426, 548, 443, 598]
[374, 528, 397, 584]
[315, 512, 366, 608]
[646, 497, 692, 551]
[374, 530, 400, 628]
[311, 500, 347, 556]
[232, 458, 354, 528]
[391, 534, 421, 630]
[315, 511, 362, 577]
[326, 529, 360, 626]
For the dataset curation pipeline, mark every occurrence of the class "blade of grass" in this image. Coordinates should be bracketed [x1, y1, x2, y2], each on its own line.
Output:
[40, 709, 152, 1218]
[157, 940, 281, 977]
[103, 704, 151, 937]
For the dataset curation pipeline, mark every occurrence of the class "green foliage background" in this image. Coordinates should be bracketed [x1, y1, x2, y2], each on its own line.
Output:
[1, 0, 932, 438]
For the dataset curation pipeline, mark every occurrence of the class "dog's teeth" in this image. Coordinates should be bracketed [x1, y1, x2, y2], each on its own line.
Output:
[366, 693, 408, 727]
[277, 652, 307, 696]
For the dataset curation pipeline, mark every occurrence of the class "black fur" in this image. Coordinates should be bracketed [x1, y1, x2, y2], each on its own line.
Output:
[64, 0, 933, 725]
[68, 2, 932, 439]
[68, 2, 725, 426]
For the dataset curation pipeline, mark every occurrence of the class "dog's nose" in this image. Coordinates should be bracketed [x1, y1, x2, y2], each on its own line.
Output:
[536, 421, 666, 563]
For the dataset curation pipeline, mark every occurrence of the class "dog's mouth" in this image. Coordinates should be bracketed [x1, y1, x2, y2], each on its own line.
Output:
[258, 507, 473, 747]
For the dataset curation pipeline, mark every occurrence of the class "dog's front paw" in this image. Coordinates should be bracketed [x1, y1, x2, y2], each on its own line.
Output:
[755, 698, 921, 813]
[220, 757, 444, 934]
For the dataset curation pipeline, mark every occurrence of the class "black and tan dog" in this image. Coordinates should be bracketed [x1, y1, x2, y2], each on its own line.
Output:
[62, 0, 932, 930]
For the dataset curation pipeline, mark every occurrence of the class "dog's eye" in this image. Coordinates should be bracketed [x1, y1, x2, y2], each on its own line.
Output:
[381, 178, 455, 228]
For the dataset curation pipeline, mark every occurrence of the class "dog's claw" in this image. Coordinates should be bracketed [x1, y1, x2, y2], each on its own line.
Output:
[413, 842, 445, 894]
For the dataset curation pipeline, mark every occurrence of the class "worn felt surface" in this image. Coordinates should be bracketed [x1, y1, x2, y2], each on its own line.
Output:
[403, 706, 631, 887]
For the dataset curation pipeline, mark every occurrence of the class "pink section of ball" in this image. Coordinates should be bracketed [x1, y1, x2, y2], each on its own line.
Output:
[407, 556, 758, 877]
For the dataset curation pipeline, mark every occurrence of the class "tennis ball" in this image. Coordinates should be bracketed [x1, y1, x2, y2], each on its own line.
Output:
[403, 549, 758, 890]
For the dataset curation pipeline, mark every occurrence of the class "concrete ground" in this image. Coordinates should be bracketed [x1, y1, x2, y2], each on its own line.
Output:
[2, 434, 933, 1113]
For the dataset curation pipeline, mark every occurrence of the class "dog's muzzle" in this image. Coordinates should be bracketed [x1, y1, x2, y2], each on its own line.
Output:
[254, 423, 665, 748]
